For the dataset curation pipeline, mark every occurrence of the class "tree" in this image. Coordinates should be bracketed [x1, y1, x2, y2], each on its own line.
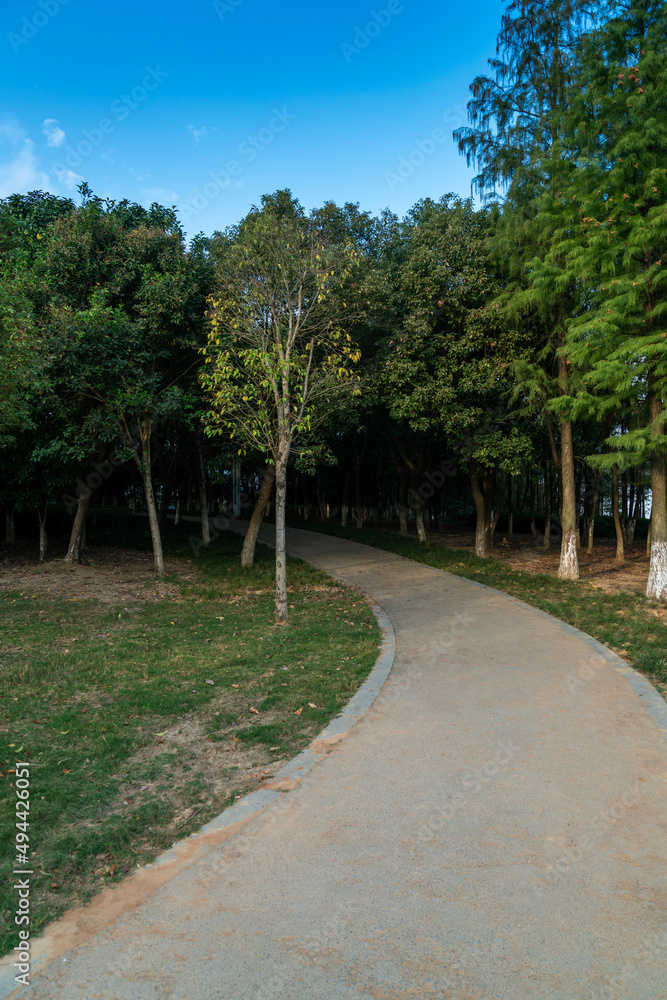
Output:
[201, 192, 361, 623]
[455, 0, 614, 579]
[561, 0, 667, 598]
[372, 196, 532, 556]
[29, 190, 212, 575]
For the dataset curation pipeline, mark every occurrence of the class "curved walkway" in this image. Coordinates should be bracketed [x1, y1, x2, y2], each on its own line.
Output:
[7, 527, 667, 1000]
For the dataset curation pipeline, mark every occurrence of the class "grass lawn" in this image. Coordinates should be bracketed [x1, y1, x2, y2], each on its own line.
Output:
[290, 521, 667, 690]
[0, 524, 379, 953]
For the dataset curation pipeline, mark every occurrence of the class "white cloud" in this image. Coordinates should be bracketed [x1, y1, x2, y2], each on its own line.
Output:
[188, 125, 207, 144]
[142, 187, 179, 203]
[43, 118, 66, 148]
[52, 165, 84, 190]
[0, 118, 51, 198]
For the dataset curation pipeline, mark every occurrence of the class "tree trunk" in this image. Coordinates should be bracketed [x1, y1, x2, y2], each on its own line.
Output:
[612, 465, 625, 564]
[507, 475, 513, 542]
[37, 504, 48, 563]
[241, 464, 275, 568]
[470, 467, 489, 558]
[317, 481, 327, 522]
[435, 488, 444, 533]
[275, 452, 289, 624]
[646, 392, 667, 600]
[530, 483, 537, 539]
[5, 512, 15, 544]
[341, 468, 350, 527]
[174, 490, 181, 526]
[398, 473, 408, 535]
[197, 440, 211, 546]
[543, 467, 551, 551]
[490, 471, 504, 548]
[354, 435, 367, 529]
[585, 471, 600, 556]
[136, 437, 165, 578]
[64, 490, 91, 564]
[557, 418, 579, 580]
[158, 480, 173, 532]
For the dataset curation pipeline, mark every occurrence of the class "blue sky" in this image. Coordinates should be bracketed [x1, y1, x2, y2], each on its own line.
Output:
[1, 0, 505, 237]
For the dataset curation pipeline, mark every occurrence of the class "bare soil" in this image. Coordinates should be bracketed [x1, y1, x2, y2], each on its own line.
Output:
[0, 543, 195, 604]
[428, 528, 651, 597]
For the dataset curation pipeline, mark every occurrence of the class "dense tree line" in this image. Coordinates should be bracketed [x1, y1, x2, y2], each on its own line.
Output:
[1, 0, 666, 617]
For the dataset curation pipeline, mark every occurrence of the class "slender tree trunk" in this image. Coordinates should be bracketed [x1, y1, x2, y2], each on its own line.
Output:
[341, 468, 350, 527]
[174, 490, 181, 526]
[585, 472, 600, 556]
[490, 471, 504, 548]
[415, 506, 427, 543]
[612, 465, 625, 564]
[646, 391, 667, 600]
[37, 504, 48, 563]
[557, 418, 579, 580]
[158, 480, 173, 532]
[5, 512, 15, 544]
[507, 474, 513, 542]
[398, 473, 408, 535]
[241, 464, 275, 568]
[135, 431, 165, 578]
[435, 487, 444, 533]
[530, 483, 537, 539]
[317, 481, 327, 522]
[543, 467, 551, 551]
[275, 450, 289, 625]
[470, 468, 489, 559]
[197, 439, 210, 546]
[64, 491, 91, 564]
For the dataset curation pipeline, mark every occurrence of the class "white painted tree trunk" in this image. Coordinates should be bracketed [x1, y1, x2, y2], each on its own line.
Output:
[646, 392, 667, 600]
[558, 531, 578, 581]
[647, 541, 667, 600]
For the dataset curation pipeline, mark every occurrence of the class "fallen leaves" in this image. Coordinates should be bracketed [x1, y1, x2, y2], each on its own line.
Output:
[250, 707, 260, 715]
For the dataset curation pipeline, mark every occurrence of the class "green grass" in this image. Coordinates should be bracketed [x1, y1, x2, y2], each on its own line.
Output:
[0, 525, 379, 952]
[290, 521, 667, 688]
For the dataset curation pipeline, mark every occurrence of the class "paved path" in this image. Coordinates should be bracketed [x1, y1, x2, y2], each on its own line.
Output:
[7, 527, 667, 1000]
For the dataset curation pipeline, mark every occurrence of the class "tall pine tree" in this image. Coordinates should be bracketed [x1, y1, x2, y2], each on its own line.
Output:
[455, 0, 613, 579]
[562, 0, 667, 598]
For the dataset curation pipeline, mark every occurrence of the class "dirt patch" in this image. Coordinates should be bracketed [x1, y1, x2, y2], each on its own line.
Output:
[0, 545, 195, 605]
[428, 529, 651, 597]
